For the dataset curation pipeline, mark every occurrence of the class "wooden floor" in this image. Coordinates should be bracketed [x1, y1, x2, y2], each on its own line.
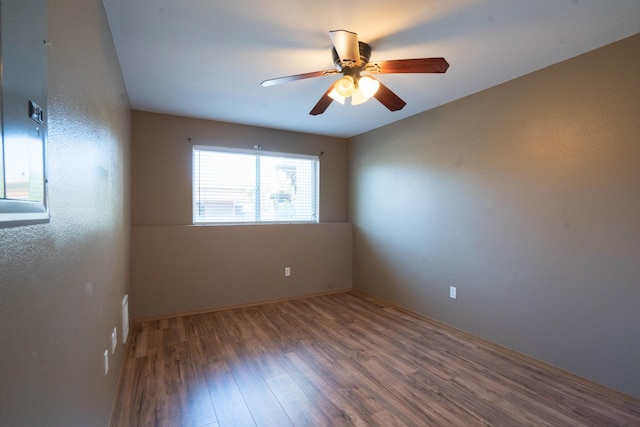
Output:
[111, 291, 640, 426]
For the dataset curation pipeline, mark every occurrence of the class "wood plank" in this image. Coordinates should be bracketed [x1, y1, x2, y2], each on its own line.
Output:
[173, 342, 217, 427]
[214, 309, 293, 427]
[203, 360, 255, 427]
[112, 292, 640, 426]
[265, 372, 328, 426]
[281, 350, 370, 426]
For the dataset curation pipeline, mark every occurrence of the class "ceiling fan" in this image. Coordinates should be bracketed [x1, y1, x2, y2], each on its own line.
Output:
[261, 30, 450, 115]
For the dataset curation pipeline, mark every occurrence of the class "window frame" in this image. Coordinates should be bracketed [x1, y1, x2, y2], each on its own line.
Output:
[192, 145, 320, 226]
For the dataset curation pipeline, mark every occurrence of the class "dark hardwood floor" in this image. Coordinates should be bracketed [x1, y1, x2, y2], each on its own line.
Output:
[111, 291, 640, 426]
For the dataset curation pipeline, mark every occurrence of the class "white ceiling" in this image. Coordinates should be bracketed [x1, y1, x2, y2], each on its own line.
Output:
[102, 0, 640, 138]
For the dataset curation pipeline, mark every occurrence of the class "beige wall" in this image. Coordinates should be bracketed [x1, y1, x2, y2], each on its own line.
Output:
[131, 223, 352, 319]
[132, 110, 348, 226]
[349, 34, 640, 399]
[0, 1, 131, 425]
[130, 111, 351, 318]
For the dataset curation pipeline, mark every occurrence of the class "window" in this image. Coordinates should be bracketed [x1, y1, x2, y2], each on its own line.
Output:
[0, 131, 49, 227]
[193, 146, 319, 224]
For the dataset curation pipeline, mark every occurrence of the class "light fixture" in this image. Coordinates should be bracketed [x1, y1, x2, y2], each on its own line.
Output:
[328, 87, 345, 104]
[358, 76, 380, 98]
[351, 87, 368, 105]
[334, 75, 355, 97]
[330, 74, 380, 106]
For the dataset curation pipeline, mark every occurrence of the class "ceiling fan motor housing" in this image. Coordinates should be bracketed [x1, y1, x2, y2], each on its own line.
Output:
[332, 41, 372, 74]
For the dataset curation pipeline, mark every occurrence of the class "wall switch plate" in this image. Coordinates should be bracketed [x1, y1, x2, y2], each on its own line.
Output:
[450, 286, 457, 299]
[122, 295, 129, 344]
[285, 267, 291, 277]
[111, 327, 117, 354]
[104, 350, 109, 375]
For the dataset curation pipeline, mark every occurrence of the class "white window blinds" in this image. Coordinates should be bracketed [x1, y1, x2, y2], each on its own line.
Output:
[193, 146, 319, 224]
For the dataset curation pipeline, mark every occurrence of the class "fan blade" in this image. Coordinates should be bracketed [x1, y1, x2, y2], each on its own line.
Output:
[368, 57, 449, 74]
[373, 81, 406, 112]
[309, 85, 335, 115]
[261, 69, 339, 87]
[329, 30, 360, 66]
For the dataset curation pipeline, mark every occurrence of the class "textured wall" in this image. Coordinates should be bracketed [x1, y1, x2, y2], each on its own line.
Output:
[0, 0, 130, 425]
[349, 34, 640, 398]
[131, 223, 352, 319]
[132, 110, 348, 226]
[130, 111, 351, 318]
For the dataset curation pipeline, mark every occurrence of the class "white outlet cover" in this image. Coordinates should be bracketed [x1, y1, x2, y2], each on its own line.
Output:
[450, 286, 457, 299]
[122, 295, 129, 344]
[285, 267, 291, 277]
[111, 327, 117, 354]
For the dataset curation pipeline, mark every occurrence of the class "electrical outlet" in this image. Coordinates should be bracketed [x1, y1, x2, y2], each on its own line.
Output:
[285, 267, 291, 277]
[450, 286, 457, 299]
[104, 350, 109, 375]
[111, 327, 117, 354]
